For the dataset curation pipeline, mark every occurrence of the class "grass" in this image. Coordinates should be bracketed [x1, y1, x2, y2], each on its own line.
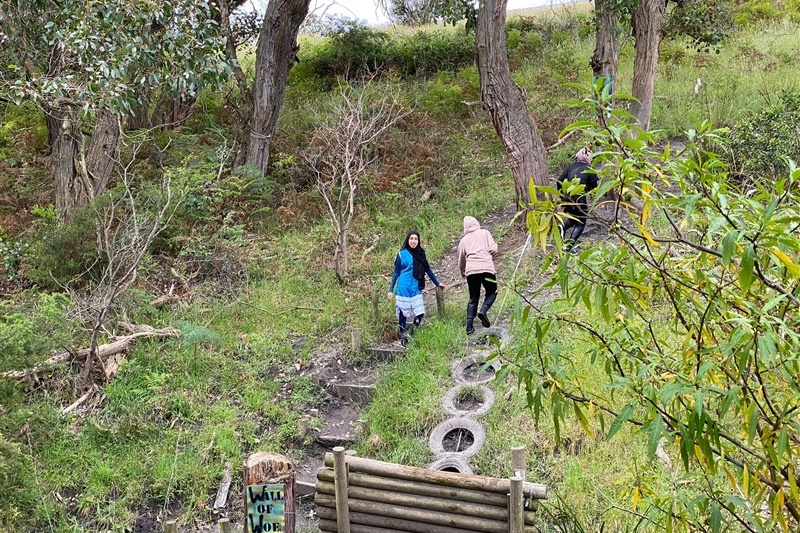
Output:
[1, 8, 799, 532]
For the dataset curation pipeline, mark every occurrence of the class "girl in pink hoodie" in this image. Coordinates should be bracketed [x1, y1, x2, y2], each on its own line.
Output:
[458, 216, 498, 334]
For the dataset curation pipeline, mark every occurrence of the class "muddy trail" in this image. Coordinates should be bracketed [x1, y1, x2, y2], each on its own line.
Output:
[281, 197, 616, 532]
[204, 194, 618, 532]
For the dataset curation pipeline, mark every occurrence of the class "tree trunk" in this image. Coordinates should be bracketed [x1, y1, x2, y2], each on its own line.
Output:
[219, 0, 254, 168]
[591, 0, 619, 92]
[86, 110, 121, 191]
[244, 0, 310, 174]
[631, 0, 666, 131]
[52, 107, 88, 222]
[476, 0, 548, 207]
[50, 107, 122, 223]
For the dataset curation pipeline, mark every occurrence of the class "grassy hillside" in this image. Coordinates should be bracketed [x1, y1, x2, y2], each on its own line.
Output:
[1, 5, 800, 532]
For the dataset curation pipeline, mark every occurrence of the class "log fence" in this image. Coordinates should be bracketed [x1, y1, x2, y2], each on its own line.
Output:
[315, 447, 547, 533]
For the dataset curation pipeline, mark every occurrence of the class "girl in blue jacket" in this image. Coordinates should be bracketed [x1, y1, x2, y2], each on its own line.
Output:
[387, 231, 444, 346]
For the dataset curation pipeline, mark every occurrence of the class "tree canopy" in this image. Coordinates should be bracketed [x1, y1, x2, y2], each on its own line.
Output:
[1, 0, 230, 114]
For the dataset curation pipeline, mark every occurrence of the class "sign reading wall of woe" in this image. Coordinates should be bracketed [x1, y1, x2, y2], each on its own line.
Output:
[246, 483, 285, 533]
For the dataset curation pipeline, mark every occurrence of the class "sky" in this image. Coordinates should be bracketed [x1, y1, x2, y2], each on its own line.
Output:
[251, 0, 584, 26]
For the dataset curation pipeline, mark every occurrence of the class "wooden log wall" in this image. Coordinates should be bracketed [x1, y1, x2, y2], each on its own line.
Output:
[315, 449, 547, 533]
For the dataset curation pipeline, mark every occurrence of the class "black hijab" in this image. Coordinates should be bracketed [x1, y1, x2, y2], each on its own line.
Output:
[402, 230, 429, 290]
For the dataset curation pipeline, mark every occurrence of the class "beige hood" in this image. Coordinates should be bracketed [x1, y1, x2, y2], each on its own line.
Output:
[458, 216, 497, 277]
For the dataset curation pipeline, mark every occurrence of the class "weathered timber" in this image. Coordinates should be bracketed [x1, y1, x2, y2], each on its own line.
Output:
[351, 328, 362, 355]
[214, 463, 232, 510]
[316, 467, 509, 507]
[509, 477, 523, 533]
[165, 519, 178, 533]
[323, 453, 547, 500]
[316, 507, 484, 533]
[511, 447, 525, 481]
[217, 517, 231, 533]
[318, 518, 407, 533]
[315, 493, 525, 533]
[436, 285, 445, 316]
[244, 452, 295, 533]
[333, 447, 351, 533]
[315, 479, 537, 523]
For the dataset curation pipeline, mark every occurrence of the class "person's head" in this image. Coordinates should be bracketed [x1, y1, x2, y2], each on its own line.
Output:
[403, 231, 421, 250]
[576, 147, 593, 165]
[463, 216, 480, 234]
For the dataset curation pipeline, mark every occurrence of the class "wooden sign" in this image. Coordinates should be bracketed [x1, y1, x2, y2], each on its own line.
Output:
[246, 483, 286, 533]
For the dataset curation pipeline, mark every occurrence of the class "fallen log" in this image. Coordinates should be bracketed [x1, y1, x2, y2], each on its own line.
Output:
[1, 325, 181, 380]
[323, 453, 548, 500]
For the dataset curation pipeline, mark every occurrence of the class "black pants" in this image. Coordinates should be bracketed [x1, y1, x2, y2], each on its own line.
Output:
[466, 272, 497, 318]
[562, 199, 588, 244]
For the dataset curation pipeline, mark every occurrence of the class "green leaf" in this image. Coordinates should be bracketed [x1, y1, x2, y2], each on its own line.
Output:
[739, 244, 755, 293]
[709, 502, 721, 533]
[747, 403, 759, 444]
[720, 230, 737, 267]
[573, 403, 593, 437]
[606, 404, 635, 441]
[647, 415, 664, 461]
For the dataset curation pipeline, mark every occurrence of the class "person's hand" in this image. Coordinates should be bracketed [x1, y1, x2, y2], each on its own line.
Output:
[387, 292, 393, 301]
[438, 284, 446, 291]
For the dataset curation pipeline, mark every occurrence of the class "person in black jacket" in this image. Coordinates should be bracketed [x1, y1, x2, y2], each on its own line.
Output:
[557, 148, 597, 252]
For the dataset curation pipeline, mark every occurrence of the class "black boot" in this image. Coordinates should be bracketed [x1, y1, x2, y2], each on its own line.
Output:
[466, 303, 478, 335]
[477, 292, 496, 328]
[477, 309, 490, 328]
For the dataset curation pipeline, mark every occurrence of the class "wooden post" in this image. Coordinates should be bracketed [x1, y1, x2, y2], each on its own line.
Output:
[436, 285, 445, 316]
[244, 452, 296, 533]
[509, 476, 523, 533]
[351, 328, 362, 355]
[333, 446, 351, 533]
[217, 517, 231, 533]
[165, 519, 177, 533]
[371, 285, 380, 320]
[511, 446, 526, 482]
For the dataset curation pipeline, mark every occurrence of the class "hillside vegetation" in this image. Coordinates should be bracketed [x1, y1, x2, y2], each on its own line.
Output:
[1, 3, 800, 532]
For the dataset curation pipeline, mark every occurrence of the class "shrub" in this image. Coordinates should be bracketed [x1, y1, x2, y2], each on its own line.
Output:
[728, 90, 800, 179]
[25, 205, 102, 288]
[0, 292, 75, 372]
[305, 19, 391, 80]
[732, 0, 783, 25]
[0, 237, 27, 281]
[391, 30, 474, 77]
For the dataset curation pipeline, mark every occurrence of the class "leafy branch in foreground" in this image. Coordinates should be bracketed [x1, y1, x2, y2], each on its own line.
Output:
[503, 87, 800, 532]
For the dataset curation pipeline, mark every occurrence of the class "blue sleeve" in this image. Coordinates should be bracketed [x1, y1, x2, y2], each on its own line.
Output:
[389, 253, 401, 293]
[425, 266, 440, 287]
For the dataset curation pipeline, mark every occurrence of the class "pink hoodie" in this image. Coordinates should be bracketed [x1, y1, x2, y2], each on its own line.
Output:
[458, 216, 497, 277]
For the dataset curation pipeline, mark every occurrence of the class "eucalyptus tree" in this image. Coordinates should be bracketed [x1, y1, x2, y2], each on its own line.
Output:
[241, 0, 311, 175]
[593, 0, 734, 130]
[591, 0, 620, 92]
[408, 0, 548, 206]
[0, 0, 229, 223]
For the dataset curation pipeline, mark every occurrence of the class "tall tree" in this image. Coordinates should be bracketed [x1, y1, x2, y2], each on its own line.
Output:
[0, 0, 229, 223]
[476, 0, 548, 205]
[630, 0, 667, 130]
[591, 0, 620, 94]
[403, 0, 548, 205]
[243, 0, 311, 175]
